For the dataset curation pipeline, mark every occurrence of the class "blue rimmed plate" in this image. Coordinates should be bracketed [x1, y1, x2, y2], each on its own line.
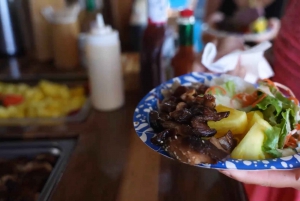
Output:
[133, 72, 300, 170]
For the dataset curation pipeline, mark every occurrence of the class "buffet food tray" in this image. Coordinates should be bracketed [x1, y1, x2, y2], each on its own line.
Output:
[0, 98, 91, 126]
[0, 139, 76, 201]
[0, 80, 91, 126]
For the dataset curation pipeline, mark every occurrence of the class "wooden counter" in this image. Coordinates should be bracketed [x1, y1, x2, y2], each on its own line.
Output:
[44, 91, 246, 201]
[0, 58, 248, 201]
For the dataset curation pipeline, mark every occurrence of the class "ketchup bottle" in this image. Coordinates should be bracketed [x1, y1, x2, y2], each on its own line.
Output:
[171, 9, 196, 77]
[140, 0, 175, 95]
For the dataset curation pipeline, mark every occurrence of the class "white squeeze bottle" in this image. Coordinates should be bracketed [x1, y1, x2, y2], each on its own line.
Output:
[85, 14, 124, 111]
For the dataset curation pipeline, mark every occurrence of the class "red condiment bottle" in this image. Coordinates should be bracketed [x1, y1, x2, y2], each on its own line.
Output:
[171, 9, 196, 77]
[140, 0, 175, 95]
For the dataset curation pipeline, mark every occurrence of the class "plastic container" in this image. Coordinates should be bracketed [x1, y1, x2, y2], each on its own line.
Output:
[29, 0, 65, 62]
[42, 5, 80, 70]
[85, 14, 124, 111]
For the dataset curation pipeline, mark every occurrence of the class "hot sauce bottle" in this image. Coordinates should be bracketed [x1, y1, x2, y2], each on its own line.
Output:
[140, 0, 175, 95]
[171, 9, 196, 77]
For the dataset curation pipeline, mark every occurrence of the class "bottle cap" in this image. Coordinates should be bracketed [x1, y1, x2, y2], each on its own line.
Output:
[86, 0, 96, 12]
[178, 9, 195, 25]
[90, 14, 113, 35]
[147, 0, 169, 24]
[130, 0, 147, 25]
[180, 9, 194, 18]
[86, 13, 119, 46]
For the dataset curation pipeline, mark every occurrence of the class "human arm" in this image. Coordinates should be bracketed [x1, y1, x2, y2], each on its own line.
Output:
[219, 169, 300, 190]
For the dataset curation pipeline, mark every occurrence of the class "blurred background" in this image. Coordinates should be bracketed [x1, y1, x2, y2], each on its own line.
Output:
[0, 1, 290, 201]
[0, 0, 289, 124]
[0, 0, 286, 55]
[0, 0, 287, 86]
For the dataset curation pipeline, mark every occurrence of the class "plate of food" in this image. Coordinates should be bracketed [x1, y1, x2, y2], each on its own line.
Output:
[0, 80, 90, 126]
[202, 10, 280, 43]
[133, 72, 300, 170]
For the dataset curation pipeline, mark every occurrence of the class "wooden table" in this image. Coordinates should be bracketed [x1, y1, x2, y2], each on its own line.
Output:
[39, 91, 246, 201]
[0, 58, 248, 201]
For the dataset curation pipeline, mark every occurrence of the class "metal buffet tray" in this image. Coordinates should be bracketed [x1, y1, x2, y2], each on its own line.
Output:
[0, 98, 91, 126]
[0, 80, 91, 126]
[0, 139, 77, 201]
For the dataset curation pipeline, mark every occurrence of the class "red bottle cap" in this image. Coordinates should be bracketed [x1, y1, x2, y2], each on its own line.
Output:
[179, 9, 194, 18]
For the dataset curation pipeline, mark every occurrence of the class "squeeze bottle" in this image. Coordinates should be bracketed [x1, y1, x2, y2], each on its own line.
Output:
[85, 14, 124, 111]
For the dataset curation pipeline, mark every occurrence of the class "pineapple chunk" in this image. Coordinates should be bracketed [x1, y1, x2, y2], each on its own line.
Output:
[231, 118, 272, 160]
[38, 80, 70, 99]
[208, 104, 248, 138]
[251, 17, 268, 33]
[70, 86, 85, 97]
[67, 96, 86, 112]
[246, 110, 263, 131]
[0, 107, 9, 118]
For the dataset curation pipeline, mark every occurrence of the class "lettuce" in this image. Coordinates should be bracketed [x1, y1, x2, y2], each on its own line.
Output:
[223, 80, 236, 97]
[262, 127, 281, 157]
[256, 95, 283, 124]
[212, 79, 255, 111]
[255, 84, 298, 154]
[279, 109, 292, 148]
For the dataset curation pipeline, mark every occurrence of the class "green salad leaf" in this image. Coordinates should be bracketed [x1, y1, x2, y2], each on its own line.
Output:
[208, 75, 299, 159]
[256, 95, 282, 120]
[254, 84, 299, 154]
[278, 109, 292, 148]
[262, 126, 281, 158]
[223, 80, 236, 97]
[209, 75, 257, 111]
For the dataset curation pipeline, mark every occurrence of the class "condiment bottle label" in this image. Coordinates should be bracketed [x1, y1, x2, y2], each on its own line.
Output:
[147, 0, 169, 23]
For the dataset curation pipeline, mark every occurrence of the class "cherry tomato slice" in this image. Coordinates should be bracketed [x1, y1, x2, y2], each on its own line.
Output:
[2, 94, 24, 107]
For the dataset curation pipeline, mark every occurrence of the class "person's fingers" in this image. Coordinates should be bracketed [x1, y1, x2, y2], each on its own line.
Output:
[254, 18, 281, 43]
[219, 169, 300, 189]
[192, 62, 208, 73]
[196, 37, 246, 76]
[268, 18, 281, 36]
